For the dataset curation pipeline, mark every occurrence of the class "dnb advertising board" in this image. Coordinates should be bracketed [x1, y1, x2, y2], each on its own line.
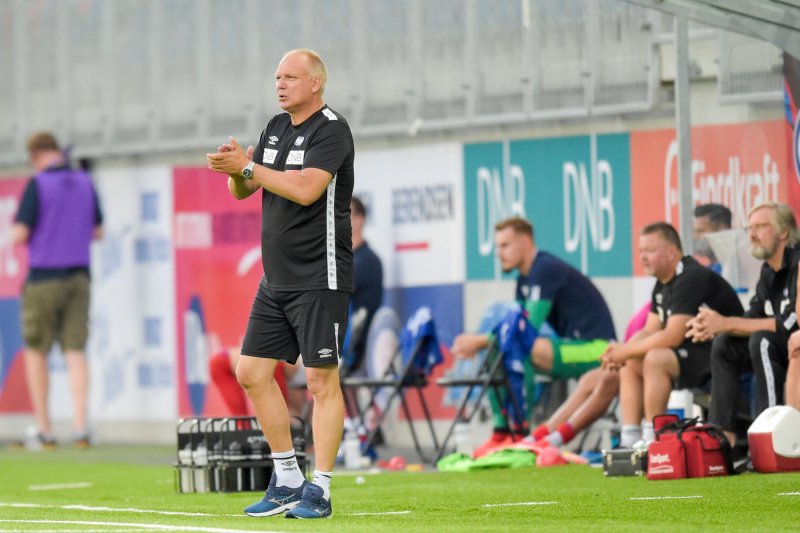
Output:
[464, 134, 632, 280]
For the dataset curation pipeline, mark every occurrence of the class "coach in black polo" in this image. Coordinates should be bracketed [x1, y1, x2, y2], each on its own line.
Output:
[207, 48, 353, 520]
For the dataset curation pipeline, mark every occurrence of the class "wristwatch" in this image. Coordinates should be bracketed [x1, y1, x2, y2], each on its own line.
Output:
[242, 161, 255, 179]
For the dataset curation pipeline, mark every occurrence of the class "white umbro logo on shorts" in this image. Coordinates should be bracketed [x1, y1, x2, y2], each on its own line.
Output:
[318, 348, 334, 358]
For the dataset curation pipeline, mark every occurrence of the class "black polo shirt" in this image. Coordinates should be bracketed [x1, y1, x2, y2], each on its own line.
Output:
[651, 255, 744, 326]
[744, 245, 800, 340]
[253, 105, 355, 292]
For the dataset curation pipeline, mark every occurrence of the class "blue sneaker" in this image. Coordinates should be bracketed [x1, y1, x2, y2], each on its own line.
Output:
[284, 483, 332, 519]
[244, 473, 306, 517]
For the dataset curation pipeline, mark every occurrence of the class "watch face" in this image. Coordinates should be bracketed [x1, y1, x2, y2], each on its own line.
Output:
[242, 163, 254, 178]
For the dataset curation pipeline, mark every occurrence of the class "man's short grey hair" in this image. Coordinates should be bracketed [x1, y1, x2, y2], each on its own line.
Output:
[283, 48, 327, 96]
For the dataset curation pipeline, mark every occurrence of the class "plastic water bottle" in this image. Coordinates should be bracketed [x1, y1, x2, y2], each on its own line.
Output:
[344, 430, 361, 470]
[454, 420, 473, 456]
[667, 389, 694, 420]
[192, 443, 208, 466]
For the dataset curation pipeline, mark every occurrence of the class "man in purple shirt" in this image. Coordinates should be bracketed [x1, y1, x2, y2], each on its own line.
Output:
[13, 132, 103, 450]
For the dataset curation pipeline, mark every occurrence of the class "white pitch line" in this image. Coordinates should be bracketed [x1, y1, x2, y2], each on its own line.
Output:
[630, 495, 703, 501]
[0, 503, 237, 518]
[778, 492, 800, 496]
[482, 501, 558, 507]
[348, 510, 412, 516]
[0, 530, 136, 532]
[0, 530, 131, 532]
[0, 520, 282, 533]
[28, 482, 93, 491]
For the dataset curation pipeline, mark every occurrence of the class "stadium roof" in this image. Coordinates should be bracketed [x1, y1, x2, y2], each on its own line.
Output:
[623, 0, 800, 57]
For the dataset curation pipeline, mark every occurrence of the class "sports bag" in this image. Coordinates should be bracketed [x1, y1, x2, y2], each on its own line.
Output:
[646, 414, 734, 480]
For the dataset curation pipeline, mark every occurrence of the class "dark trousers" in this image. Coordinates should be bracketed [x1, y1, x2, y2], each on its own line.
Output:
[708, 331, 788, 432]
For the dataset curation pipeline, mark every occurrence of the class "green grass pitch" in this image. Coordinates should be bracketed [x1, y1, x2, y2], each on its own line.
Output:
[0, 445, 798, 532]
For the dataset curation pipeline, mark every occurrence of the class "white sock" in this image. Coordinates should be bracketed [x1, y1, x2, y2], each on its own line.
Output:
[313, 470, 332, 500]
[620, 424, 642, 448]
[642, 422, 655, 444]
[545, 431, 564, 447]
[272, 449, 305, 488]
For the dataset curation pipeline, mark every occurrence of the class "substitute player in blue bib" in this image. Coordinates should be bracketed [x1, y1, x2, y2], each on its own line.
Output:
[207, 48, 353, 519]
[451, 216, 616, 456]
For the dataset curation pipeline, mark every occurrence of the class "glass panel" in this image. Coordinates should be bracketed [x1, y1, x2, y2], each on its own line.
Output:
[474, 0, 525, 116]
[419, 0, 466, 121]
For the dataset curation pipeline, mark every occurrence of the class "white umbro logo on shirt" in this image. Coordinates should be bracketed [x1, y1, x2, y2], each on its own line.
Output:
[317, 348, 333, 358]
[294, 136, 304, 146]
[268, 136, 279, 145]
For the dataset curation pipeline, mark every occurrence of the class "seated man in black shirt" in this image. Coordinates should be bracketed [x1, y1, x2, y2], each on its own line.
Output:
[602, 222, 743, 446]
[686, 202, 800, 446]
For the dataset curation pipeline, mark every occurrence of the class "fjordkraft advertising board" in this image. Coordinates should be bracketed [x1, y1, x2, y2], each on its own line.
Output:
[173, 166, 263, 417]
[353, 142, 465, 288]
[80, 166, 177, 421]
[630, 121, 789, 275]
[464, 134, 633, 280]
[0, 177, 30, 413]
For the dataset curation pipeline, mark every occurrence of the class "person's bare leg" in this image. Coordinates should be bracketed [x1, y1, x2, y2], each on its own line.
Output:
[619, 359, 643, 426]
[544, 368, 603, 428]
[236, 355, 293, 452]
[24, 348, 51, 435]
[64, 350, 89, 433]
[305, 365, 344, 472]
[642, 348, 680, 422]
[530, 338, 554, 373]
[786, 357, 800, 410]
[567, 370, 620, 433]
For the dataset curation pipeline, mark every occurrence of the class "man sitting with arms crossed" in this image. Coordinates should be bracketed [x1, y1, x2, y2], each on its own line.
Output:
[602, 222, 743, 446]
[526, 203, 734, 449]
[686, 202, 800, 447]
[451, 216, 616, 456]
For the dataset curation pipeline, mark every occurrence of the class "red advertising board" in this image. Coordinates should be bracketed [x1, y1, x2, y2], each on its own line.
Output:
[631, 121, 790, 275]
[0, 177, 31, 413]
[173, 167, 263, 417]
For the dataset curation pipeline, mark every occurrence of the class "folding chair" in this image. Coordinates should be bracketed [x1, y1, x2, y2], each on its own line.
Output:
[435, 304, 537, 461]
[340, 306, 443, 463]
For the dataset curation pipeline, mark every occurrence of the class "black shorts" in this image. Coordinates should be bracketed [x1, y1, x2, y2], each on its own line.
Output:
[241, 279, 350, 368]
[673, 341, 712, 389]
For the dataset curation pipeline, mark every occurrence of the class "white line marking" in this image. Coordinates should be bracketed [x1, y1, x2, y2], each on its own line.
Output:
[778, 492, 800, 496]
[28, 482, 93, 491]
[630, 495, 703, 501]
[348, 510, 412, 516]
[482, 501, 558, 507]
[0, 520, 281, 533]
[0, 530, 135, 532]
[0, 503, 235, 518]
[0, 530, 132, 532]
